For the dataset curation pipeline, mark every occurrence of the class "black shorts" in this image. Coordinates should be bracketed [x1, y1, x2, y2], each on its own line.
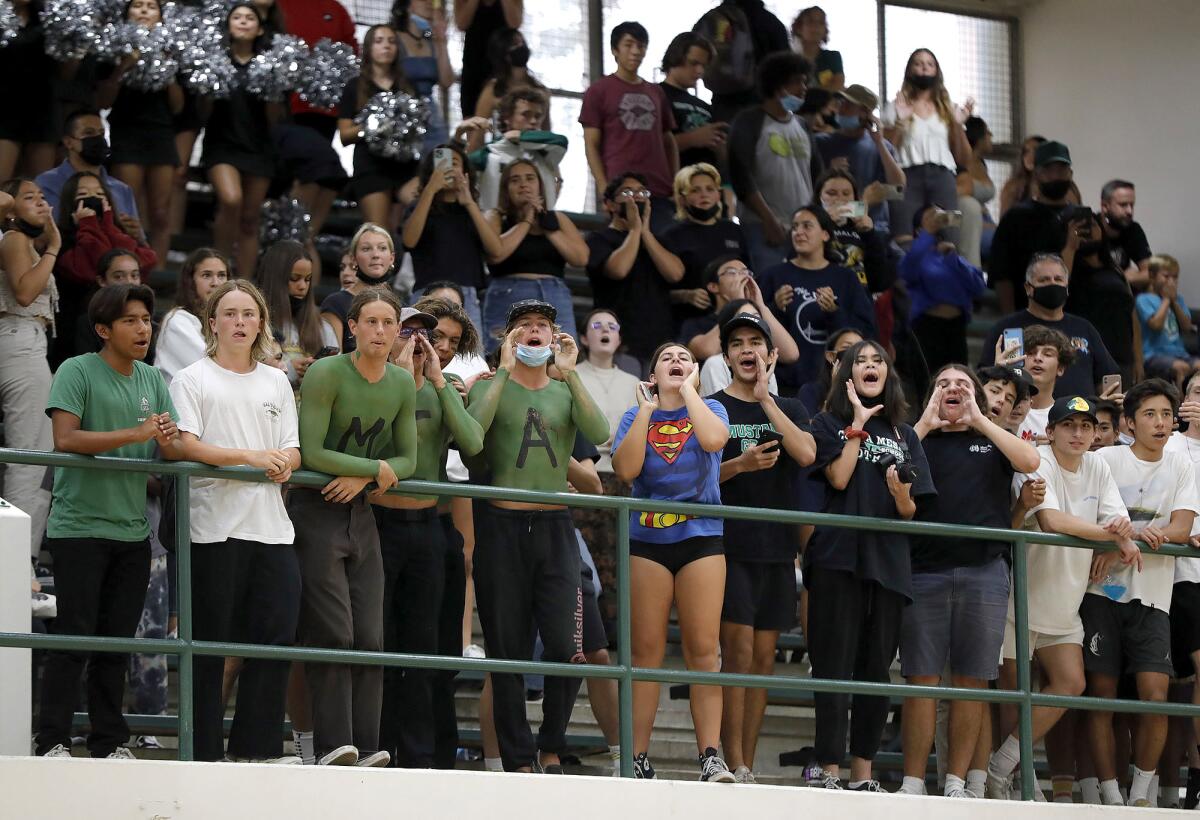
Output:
[630, 535, 723, 576]
[721, 559, 796, 631]
[110, 124, 179, 167]
[1171, 582, 1200, 679]
[1081, 593, 1174, 677]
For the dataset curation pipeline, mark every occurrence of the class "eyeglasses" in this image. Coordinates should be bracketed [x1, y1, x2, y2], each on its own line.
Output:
[590, 321, 620, 332]
[397, 327, 431, 339]
[718, 267, 752, 278]
[618, 188, 651, 200]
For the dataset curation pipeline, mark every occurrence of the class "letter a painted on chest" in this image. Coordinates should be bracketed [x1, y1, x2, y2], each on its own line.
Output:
[516, 407, 557, 469]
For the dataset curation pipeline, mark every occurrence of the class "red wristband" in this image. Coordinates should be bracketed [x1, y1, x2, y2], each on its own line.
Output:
[844, 426, 869, 441]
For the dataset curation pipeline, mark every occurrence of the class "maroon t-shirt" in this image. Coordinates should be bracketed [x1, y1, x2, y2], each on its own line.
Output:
[579, 74, 677, 198]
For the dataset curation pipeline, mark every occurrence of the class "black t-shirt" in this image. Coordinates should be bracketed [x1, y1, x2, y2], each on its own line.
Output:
[1108, 220, 1152, 272]
[659, 81, 719, 168]
[805, 412, 936, 599]
[403, 202, 487, 291]
[713, 391, 809, 562]
[460, 0, 507, 117]
[911, 429, 1014, 572]
[829, 225, 892, 295]
[106, 82, 175, 135]
[661, 219, 747, 325]
[978, 309, 1120, 398]
[319, 288, 355, 352]
[989, 200, 1072, 311]
[205, 61, 272, 158]
[681, 314, 718, 347]
[573, 431, 600, 463]
[585, 226, 674, 362]
[1066, 255, 1135, 369]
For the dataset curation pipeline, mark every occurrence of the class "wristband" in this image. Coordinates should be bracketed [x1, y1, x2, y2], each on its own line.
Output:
[844, 426, 869, 441]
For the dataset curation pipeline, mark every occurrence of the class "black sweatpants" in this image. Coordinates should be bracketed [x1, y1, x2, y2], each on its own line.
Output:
[473, 505, 584, 771]
[36, 537, 150, 757]
[376, 506, 445, 768]
[433, 512, 466, 769]
[806, 566, 905, 767]
[192, 538, 301, 761]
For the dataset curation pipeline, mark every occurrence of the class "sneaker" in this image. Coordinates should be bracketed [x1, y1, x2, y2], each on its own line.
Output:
[803, 761, 825, 786]
[945, 787, 970, 799]
[534, 754, 564, 775]
[292, 730, 314, 765]
[228, 755, 303, 765]
[817, 772, 844, 790]
[42, 744, 71, 758]
[733, 766, 757, 784]
[632, 752, 656, 780]
[1129, 798, 1151, 808]
[355, 750, 390, 768]
[31, 591, 56, 619]
[985, 771, 1013, 800]
[134, 735, 164, 750]
[317, 745, 358, 766]
[850, 780, 884, 793]
[698, 748, 734, 783]
[463, 644, 486, 659]
[106, 747, 137, 760]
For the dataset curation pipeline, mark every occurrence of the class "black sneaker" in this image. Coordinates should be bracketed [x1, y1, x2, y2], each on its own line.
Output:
[817, 772, 844, 790]
[1186, 767, 1200, 810]
[632, 752, 656, 780]
[850, 780, 884, 793]
[698, 747, 735, 783]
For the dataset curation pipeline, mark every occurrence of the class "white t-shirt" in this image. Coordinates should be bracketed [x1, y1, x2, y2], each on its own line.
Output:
[1018, 405, 1050, 442]
[1086, 446, 1199, 611]
[155, 308, 206, 386]
[1165, 431, 1200, 583]
[1012, 445, 1127, 634]
[170, 357, 300, 544]
[575, 358, 639, 473]
[443, 352, 491, 482]
[736, 113, 813, 227]
[699, 355, 779, 400]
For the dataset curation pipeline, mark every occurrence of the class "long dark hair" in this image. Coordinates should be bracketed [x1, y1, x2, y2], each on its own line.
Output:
[255, 239, 322, 356]
[790, 204, 836, 262]
[899, 48, 954, 126]
[812, 327, 866, 412]
[357, 23, 413, 109]
[496, 158, 544, 226]
[486, 27, 544, 99]
[824, 339, 908, 425]
[176, 247, 230, 318]
[55, 171, 131, 249]
[224, 3, 268, 54]
[417, 142, 478, 210]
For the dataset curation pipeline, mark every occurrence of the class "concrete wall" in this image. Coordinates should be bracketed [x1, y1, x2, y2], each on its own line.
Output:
[1021, 0, 1200, 300]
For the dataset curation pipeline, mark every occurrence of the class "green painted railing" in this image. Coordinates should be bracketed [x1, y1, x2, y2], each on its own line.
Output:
[1, 446, 1197, 798]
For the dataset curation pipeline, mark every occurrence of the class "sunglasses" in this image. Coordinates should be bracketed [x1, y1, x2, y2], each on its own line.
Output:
[397, 327, 431, 339]
[590, 321, 620, 332]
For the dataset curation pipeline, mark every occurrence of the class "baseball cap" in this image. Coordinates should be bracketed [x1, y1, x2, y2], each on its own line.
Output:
[837, 84, 879, 112]
[505, 299, 557, 329]
[1048, 395, 1098, 426]
[398, 306, 436, 329]
[720, 313, 774, 353]
[1006, 366, 1039, 398]
[1034, 140, 1072, 168]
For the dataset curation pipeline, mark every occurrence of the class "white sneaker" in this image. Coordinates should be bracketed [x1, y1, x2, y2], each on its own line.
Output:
[229, 755, 303, 765]
[733, 766, 757, 784]
[463, 644, 486, 659]
[355, 750, 390, 768]
[106, 747, 137, 760]
[945, 787, 970, 799]
[134, 735, 164, 750]
[985, 771, 1012, 800]
[317, 745, 358, 766]
[31, 591, 56, 619]
[42, 744, 71, 758]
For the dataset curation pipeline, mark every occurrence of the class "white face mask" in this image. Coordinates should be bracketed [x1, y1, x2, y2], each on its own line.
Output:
[515, 343, 553, 367]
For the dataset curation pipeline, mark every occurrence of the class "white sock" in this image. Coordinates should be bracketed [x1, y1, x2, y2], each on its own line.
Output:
[1148, 774, 1160, 807]
[899, 775, 926, 794]
[944, 774, 965, 796]
[608, 744, 621, 760]
[1079, 776, 1101, 804]
[1129, 766, 1155, 804]
[989, 735, 1020, 778]
[1100, 778, 1123, 806]
[965, 769, 987, 798]
[484, 757, 503, 772]
[292, 730, 313, 764]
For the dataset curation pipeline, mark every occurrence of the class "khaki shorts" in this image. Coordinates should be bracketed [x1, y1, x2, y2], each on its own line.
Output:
[1001, 617, 1085, 661]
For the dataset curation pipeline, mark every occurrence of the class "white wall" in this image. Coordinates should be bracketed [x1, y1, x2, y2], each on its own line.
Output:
[1021, 0, 1200, 300]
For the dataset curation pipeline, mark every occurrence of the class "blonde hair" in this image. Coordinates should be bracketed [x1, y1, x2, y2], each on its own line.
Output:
[1148, 254, 1180, 276]
[673, 162, 722, 220]
[349, 222, 395, 258]
[202, 279, 275, 364]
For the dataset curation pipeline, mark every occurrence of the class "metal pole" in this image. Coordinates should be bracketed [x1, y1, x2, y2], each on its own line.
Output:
[1012, 538, 1034, 800]
[616, 504, 633, 777]
[174, 476, 193, 761]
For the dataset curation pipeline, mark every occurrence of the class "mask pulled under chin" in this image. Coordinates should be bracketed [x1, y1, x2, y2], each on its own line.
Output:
[515, 343, 553, 367]
[13, 219, 44, 238]
[356, 268, 390, 286]
[686, 203, 721, 222]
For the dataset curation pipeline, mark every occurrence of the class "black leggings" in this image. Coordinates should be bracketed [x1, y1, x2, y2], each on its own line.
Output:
[806, 566, 904, 767]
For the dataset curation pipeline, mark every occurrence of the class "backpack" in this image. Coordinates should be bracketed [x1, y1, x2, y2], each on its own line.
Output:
[693, 2, 756, 96]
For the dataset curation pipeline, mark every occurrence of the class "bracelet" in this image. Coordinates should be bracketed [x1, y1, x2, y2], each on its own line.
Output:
[844, 426, 869, 441]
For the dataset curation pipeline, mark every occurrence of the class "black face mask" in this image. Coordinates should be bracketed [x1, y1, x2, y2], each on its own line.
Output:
[508, 45, 531, 68]
[12, 218, 44, 238]
[908, 74, 937, 90]
[1039, 179, 1071, 200]
[1030, 283, 1069, 310]
[356, 268, 390, 286]
[78, 135, 110, 166]
[686, 203, 721, 222]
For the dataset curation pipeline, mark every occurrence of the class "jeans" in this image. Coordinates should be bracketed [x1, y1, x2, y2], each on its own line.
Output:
[412, 284, 483, 344]
[481, 277, 577, 354]
[0, 315, 52, 557]
[892, 164, 959, 243]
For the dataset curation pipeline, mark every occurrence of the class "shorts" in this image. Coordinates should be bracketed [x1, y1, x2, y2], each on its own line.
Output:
[899, 557, 1009, 680]
[1171, 581, 1200, 679]
[272, 123, 347, 190]
[1080, 593, 1174, 677]
[110, 124, 179, 167]
[721, 559, 796, 631]
[1001, 620, 1084, 661]
[630, 535, 723, 576]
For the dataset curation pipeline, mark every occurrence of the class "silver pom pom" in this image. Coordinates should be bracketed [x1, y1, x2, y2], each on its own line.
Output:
[123, 30, 179, 92]
[0, 1, 20, 49]
[259, 196, 312, 246]
[297, 38, 359, 111]
[94, 20, 141, 60]
[40, 0, 104, 61]
[354, 91, 430, 162]
[167, 1, 234, 98]
[244, 33, 307, 102]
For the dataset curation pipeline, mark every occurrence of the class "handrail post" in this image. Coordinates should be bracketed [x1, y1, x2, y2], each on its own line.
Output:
[175, 475, 194, 762]
[1013, 537, 1034, 800]
[616, 504, 633, 777]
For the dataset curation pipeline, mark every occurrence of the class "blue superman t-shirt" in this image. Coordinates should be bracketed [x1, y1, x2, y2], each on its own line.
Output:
[612, 399, 729, 544]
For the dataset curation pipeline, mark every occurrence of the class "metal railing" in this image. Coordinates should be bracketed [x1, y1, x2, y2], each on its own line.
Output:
[1, 446, 1197, 799]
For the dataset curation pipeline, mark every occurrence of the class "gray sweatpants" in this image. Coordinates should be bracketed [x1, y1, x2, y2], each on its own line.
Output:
[289, 488, 384, 758]
[0, 316, 52, 558]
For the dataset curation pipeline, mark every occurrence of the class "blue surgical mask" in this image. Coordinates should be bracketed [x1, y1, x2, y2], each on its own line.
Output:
[515, 343, 553, 367]
[780, 94, 804, 113]
[835, 114, 863, 130]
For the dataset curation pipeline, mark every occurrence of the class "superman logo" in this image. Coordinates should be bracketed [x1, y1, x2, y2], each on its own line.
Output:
[647, 419, 693, 464]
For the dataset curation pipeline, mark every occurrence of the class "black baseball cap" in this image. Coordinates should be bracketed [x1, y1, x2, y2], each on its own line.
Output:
[720, 313, 774, 353]
[505, 299, 557, 330]
[1048, 395, 1099, 426]
[1034, 140, 1072, 168]
[1006, 366, 1039, 398]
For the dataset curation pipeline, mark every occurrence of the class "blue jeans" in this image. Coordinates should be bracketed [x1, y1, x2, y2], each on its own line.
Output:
[412, 284, 483, 343]
[481, 277, 577, 354]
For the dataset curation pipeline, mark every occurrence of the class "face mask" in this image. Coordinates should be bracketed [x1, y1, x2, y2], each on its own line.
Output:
[1039, 179, 1071, 200]
[835, 114, 863, 130]
[515, 343, 553, 367]
[908, 74, 936, 90]
[508, 45, 531, 68]
[78, 135, 110, 166]
[12, 219, 44, 238]
[686, 203, 721, 222]
[356, 267, 389, 286]
[780, 94, 803, 113]
[822, 111, 840, 128]
[1030, 283, 1068, 310]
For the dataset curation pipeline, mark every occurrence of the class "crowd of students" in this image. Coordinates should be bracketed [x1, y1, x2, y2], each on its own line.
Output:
[2, 0, 1198, 806]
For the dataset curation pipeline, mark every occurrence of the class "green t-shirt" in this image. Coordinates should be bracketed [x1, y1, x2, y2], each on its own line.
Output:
[46, 353, 176, 541]
[298, 353, 417, 480]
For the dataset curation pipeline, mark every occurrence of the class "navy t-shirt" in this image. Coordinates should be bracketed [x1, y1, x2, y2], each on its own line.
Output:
[978, 309, 1119, 399]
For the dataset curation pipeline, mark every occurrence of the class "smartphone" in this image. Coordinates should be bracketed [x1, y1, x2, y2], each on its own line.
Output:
[1001, 327, 1024, 360]
[80, 195, 104, 215]
[433, 146, 453, 174]
[846, 201, 867, 219]
[880, 184, 905, 201]
[1102, 374, 1122, 396]
[637, 383, 655, 404]
[1059, 205, 1093, 225]
[758, 430, 784, 449]
[943, 209, 963, 228]
[314, 346, 341, 359]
